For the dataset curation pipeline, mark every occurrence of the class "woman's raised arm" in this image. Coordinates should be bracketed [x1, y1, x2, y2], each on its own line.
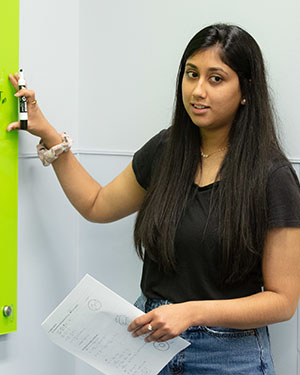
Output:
[7, 73, 146, 223]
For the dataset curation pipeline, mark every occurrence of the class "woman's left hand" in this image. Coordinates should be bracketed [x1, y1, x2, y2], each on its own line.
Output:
[128, 303, 193, 342]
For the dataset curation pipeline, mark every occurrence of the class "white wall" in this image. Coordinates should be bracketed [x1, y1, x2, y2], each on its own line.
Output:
[78, 0, 300, 159]
[0, 0, 299, 374]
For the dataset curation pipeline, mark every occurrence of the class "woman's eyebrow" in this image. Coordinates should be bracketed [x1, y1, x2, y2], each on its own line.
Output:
[207, 67, 228, 76]
[185, 63, 198, 69]
[185, 63, 228, 76]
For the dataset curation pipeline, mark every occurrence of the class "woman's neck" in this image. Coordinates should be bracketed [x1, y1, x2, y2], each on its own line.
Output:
[200, 127, 230, 154]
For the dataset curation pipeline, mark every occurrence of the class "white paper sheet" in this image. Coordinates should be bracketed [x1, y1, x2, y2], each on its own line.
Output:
[42, 274, 190, 375]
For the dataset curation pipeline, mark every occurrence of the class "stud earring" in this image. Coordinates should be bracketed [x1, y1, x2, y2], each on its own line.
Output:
[241, 98, 246, 105]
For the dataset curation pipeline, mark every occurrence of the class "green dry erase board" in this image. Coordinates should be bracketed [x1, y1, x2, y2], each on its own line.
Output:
[0, 0, 19, 335]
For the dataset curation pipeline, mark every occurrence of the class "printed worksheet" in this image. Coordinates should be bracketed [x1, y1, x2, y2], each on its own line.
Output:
[42, 274, 190, 375]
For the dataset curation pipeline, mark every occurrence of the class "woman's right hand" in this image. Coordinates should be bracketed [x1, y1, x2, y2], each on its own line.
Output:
[6, 74, 146, 223]
[7, 73, 61, 147]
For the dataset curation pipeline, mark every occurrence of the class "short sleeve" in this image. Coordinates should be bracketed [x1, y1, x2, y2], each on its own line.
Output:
[132, 129, 168, 189]
[267, 164, 300, 228]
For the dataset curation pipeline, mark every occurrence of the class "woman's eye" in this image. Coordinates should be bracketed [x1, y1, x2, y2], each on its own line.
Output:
[186, 71, 198, 78]
[210, 76, 222, 83]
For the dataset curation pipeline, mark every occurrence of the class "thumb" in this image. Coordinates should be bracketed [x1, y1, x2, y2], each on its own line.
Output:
[7, 122, 21, 132]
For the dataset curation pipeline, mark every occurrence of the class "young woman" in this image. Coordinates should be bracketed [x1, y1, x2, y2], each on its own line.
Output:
[8, 24, 300, 374]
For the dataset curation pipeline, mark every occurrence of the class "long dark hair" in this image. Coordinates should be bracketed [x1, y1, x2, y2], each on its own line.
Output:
[134, 23, 287, 284]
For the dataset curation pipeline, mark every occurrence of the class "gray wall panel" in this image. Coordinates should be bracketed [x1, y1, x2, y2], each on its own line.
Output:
[270, 315, 298, 374]
[77, 153, 142, 303]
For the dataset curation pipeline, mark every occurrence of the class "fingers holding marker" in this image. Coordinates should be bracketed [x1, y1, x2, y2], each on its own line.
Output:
[7, 90, 37, 133]
[8, 73, 19, 91]
[7, 73, 21, 132]
[15, 69, 28, 130]
[8, 71, 34, 103]
[7, 121, 21, 132]
[7, 90, 38, 132]
[7, 70, 44, 135]
[14, 89, 37, 105]
[7, 89, 38, 132]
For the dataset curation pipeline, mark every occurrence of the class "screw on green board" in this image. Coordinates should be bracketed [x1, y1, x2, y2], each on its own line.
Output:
[0, 0, 19, 335]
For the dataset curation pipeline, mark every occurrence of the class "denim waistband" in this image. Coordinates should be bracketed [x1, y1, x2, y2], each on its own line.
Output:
[134, 293, 269, 335]
[134, 293, 172, 312]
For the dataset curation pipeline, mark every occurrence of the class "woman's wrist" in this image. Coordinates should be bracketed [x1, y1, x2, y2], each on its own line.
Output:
[40, 127, 63, 149]
[185, 301, 206, 327]
[37, 132, 72, 167]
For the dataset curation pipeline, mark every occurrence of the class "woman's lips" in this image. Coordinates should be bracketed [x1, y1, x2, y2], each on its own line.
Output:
[191, 103, 210, 114]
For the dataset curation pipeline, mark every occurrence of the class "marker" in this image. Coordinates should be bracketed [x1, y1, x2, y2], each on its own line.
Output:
[18, 69, 28, 130]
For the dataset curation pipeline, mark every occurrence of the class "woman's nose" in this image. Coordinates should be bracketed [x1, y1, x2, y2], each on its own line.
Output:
[192, 80, 207, 99]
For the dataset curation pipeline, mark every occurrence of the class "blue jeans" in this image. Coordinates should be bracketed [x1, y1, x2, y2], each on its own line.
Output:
[134, 294, 275, 375]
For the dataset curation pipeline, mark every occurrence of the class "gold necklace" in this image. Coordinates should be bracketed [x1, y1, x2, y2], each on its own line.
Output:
[200, 146, 228, 158]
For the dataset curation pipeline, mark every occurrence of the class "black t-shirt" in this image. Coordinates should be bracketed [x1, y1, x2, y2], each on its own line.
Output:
[132, 129, 300, 303]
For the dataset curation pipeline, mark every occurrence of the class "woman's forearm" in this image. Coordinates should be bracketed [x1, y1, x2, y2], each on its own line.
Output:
[51, 149, 103, 221]
[39, 126, 103, 220]
[187, 291, 294, 329]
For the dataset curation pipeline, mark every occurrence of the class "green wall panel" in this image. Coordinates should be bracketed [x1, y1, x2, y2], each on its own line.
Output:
[0, 0, 19, 335]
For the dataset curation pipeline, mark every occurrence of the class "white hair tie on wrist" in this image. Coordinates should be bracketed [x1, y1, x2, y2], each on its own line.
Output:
[37, 132, 72, 166]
